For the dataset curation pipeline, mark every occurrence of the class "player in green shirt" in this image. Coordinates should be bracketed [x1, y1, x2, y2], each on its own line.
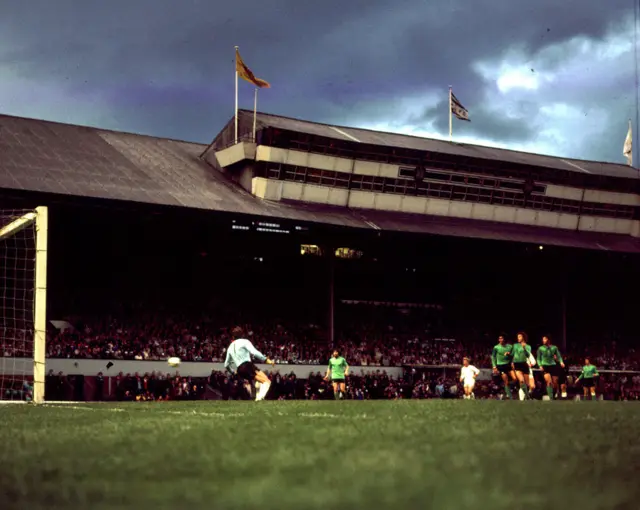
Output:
[512, 332, 534, 400]
[537, 335, 566, 400]
[325, 349, 349, 400]
[575, 357, 599, 400]
[491, 335, 516, 399]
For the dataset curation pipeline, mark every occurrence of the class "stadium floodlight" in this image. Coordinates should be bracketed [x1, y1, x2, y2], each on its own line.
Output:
[0, 207, 48, 404]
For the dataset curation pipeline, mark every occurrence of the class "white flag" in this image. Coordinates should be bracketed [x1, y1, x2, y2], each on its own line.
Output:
[623, 120, 632, 166]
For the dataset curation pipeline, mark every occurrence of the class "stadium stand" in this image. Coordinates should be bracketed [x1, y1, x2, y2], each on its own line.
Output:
[1, 110, 639, 402]
[2, 111, 640, 251]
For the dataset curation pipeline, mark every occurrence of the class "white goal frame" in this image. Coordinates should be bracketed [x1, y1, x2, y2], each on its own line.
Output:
[0, 206, 48, 404]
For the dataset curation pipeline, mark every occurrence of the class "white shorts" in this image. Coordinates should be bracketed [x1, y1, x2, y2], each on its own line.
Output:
[463, 379, 475, 389]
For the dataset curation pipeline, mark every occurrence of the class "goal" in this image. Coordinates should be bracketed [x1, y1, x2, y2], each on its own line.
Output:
[0, 207, 48, 404]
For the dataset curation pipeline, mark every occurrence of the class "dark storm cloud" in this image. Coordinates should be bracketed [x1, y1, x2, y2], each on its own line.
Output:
[0, 0, 635, 156]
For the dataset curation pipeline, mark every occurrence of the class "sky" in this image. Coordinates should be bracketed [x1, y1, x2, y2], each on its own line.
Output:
[0, 0, 637, 164]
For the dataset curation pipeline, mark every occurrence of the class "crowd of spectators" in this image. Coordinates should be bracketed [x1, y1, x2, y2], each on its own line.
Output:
[2, 301, 640, 405]
[30, 367, 640, 402]
[43, 369, 206, 402]
[3, 302, 639, 371]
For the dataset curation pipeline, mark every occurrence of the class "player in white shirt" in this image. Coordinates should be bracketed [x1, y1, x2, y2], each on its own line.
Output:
[460, 357, 480, 399]
[224, 327, 275, 401]
[519, 338, 537, 400]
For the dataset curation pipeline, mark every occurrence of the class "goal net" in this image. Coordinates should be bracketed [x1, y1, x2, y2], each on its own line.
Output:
[0, 207, 47, 403]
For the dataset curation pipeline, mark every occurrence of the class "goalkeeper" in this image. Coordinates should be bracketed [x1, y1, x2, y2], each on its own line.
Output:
[224, 327, 275, 401]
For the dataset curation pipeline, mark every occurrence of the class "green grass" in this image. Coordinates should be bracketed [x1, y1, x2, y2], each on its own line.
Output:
[1, 401, 639, 510]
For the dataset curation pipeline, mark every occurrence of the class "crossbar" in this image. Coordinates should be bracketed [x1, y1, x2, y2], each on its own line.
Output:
[0, 212, 36, 241]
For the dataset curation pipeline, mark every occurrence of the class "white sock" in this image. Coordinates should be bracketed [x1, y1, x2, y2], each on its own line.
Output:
[256, 380, 271, 401]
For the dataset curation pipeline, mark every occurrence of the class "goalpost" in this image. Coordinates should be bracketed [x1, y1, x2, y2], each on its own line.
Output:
[0, 207, 48, 404]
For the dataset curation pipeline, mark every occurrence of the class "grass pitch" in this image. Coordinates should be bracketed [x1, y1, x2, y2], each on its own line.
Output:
[1, 401, 639, 510]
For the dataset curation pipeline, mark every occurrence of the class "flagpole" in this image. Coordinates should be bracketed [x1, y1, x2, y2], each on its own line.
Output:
[448, 86, 452, 142]
[234, 46, 239, 144]
[253, 88, 258, 142]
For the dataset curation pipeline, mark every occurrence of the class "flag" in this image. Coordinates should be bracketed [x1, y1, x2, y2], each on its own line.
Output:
[450, 92, 470, 121]
[623, 120, 632, 166]
[235, 49, 270, 88]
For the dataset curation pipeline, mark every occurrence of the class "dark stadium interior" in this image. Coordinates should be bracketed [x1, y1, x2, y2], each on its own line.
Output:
[2, 190, 639, 353]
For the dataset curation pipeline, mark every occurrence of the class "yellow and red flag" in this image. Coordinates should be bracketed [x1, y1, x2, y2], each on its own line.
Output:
[235, 49, 270, 88]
